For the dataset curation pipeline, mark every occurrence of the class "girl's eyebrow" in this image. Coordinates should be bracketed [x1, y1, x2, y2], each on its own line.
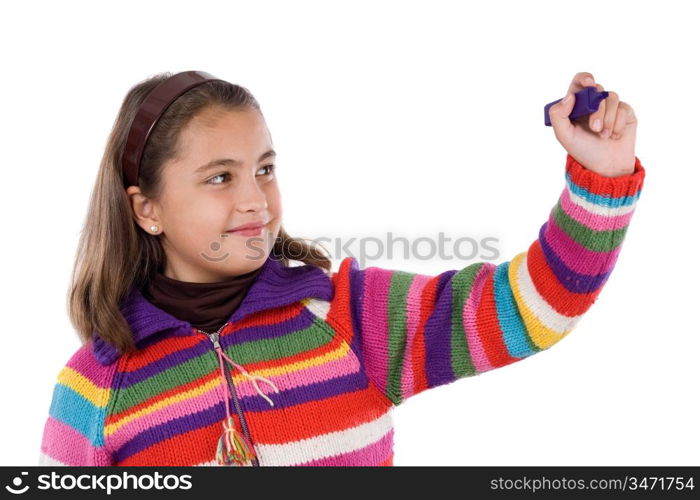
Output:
[194, 149, 276, 174]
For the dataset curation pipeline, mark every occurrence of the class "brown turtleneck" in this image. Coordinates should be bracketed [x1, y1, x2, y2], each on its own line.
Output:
[142, 266, 265, 334]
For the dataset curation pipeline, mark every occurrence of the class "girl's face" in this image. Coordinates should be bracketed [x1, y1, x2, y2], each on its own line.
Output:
[130, 107, 282, 282]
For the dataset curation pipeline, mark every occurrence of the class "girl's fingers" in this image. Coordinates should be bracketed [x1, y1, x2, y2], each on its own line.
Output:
[611, 102, 631, 140]
[568, 72, 596, 95]
[599, 90, 620, 139]
[588, 83, 606, 132]
[565, 73, 632, 139]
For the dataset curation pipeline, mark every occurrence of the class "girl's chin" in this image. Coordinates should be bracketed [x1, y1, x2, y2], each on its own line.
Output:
[199, 244, 270, 265]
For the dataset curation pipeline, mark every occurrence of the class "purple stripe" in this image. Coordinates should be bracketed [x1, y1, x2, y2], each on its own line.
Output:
[228, 256, 334, 323]
[539, 222, 612, 293]
[423, 270, 458, 388]
[119, 342, 213, 388]
[242, 370, 371, 412]
[115, 401, 224, 462]
[220, 306, 316, 348]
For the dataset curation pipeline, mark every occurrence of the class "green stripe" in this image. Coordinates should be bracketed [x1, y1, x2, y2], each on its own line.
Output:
[451, 264, 481, 378]
[552, 201, 628, 252]
[112, 317, 331, 412]
[112, 351, 213, 413]
[386, 271, 414, 405]
[227, 316, 331, 364]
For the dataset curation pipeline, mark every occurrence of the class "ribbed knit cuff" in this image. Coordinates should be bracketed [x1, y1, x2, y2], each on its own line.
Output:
[565, 153, 646, 200]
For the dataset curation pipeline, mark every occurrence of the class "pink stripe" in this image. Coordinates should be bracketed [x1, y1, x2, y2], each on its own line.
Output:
[401, 274, 432, 400]
[108, 380, 223, 451]
[360, 267, 393, 395]
[66, 346, 113, 385]
[234, 348, 361, 398]
[41, 416, 112, 466]
[545, 213, 620, 275]
[108, 353, 362, 450]
[463, 264, 496, 374]
[298, 428, 394, 466]
[561, 187, 634, 231]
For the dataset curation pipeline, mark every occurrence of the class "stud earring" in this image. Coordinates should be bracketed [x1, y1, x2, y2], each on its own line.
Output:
[150, 225, 159, 233]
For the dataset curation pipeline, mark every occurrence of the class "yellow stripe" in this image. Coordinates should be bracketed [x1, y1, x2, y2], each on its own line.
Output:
[105, 376, 222, 435]
[229, 336, 353, 382]
[105, 340, 353, 435]
[508, 252, 569, 349]
[58, 367, 110, 407]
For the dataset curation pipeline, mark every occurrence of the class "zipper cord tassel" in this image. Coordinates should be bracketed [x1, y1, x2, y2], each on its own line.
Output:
[213, 344, 279, 466]
[216, 416, 255, 466]
[215, 347, 255, 465]
[218, 346, 281, 407]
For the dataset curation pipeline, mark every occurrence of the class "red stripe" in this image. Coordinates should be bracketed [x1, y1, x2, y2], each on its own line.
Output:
[477, 273, 519, 369]
[248, 387, 391, 444]
[124, 335, 202, 371]
[566, 154, 644, 198]
[222, 302, 307, 335]
[527, 239, 599, 316]
[326, 257, 357, 347]
[412, 276, 439, 395]
[119, 419, 224, 466]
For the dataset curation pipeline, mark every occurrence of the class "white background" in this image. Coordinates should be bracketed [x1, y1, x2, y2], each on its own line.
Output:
[1, 0, 698, 466]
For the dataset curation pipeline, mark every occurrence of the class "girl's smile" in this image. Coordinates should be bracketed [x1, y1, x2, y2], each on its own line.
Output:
[226, 219, 270, 236]
[230, 227, 263, 236]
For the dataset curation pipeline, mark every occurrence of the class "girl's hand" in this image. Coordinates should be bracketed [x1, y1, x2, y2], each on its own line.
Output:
[549, 72, 637, 177]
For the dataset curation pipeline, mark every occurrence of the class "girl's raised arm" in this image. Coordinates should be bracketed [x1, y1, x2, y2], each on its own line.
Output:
[327, 153, 645, 406]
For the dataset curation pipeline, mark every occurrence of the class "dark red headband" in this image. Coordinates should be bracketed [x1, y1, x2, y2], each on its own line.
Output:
[122, 70, 226, 188]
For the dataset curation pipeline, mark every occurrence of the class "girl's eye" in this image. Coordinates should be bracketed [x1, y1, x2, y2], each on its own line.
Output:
[207, 173, 231, 185]
[258, 164, 276, 176]
[207, 165, 275, 185]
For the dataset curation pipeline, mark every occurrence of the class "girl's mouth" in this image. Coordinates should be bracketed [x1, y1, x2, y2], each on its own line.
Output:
[226, 219, 269, 236]
[229, 226, 263, 236]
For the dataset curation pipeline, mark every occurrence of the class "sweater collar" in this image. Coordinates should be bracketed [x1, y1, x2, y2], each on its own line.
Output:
[91, 255, 333, 365]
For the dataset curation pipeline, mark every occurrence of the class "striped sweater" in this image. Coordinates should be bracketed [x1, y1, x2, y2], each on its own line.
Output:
[39, 153, 646, 466]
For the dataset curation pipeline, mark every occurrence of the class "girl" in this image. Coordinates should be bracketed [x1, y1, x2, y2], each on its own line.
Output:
[39, 70, 645, 466]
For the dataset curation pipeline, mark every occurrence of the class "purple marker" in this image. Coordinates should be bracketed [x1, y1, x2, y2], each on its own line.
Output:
[544, 86, 609, 126]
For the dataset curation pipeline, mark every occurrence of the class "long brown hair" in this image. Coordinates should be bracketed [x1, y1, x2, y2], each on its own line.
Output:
[69, 71, 332, 357]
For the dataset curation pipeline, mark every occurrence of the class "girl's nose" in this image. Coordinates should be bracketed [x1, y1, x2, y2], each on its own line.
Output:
[234, 177, 268, 212]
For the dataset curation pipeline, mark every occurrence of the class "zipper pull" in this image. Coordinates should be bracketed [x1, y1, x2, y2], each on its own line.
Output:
[198, 329, 222, 350]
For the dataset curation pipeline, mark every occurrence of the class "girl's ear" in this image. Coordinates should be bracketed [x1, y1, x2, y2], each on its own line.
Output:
[125, 185, 161, 234]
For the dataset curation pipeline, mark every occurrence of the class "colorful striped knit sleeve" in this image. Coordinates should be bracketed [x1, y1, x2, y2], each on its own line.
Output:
[39, 344, 118, 465]
[329, 153, 646, 407]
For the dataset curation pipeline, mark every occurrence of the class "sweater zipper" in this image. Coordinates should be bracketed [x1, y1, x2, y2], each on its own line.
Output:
[198, 325, 261, 467]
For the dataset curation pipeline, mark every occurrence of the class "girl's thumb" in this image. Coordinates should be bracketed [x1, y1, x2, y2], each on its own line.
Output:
[549, 93, 574, 141]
